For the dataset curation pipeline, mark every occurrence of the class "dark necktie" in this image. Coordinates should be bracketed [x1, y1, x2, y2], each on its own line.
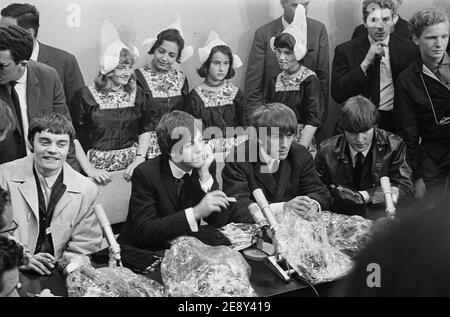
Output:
[9, 81, 24, 136]
[370, 55, 381, 107]
[176, 173, 190, 199]
[353, 152, 365, 190]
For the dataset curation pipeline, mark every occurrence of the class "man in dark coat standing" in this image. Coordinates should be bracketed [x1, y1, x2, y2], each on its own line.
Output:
[331, 0, 418, 133]
[1, 3, 85, 107]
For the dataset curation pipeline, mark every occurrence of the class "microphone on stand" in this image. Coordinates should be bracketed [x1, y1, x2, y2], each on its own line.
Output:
[252, 189, 279, 230]
[380, 176, 396, 220]
[94, 204, 123, 267]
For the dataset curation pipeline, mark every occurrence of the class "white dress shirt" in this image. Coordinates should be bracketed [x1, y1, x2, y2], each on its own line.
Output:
[13, 68, 32, 155]
[30, 41, 40, 62]
[168, 159, 213, 232]
[34, 164, 62, 208]
[368, 35, 394, 111]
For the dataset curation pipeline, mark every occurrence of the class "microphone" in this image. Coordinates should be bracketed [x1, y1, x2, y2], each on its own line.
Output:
[93, 204, 122, 267]
[252, 189, 279, 230]
[248, 203, 269, 229]
[380, 176, 396, 219]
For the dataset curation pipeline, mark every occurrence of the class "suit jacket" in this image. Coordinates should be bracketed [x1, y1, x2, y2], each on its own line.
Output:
[38, 42, 85, 106]
[119, 155, 229, 250]
[315, 128, 413, 218]
[245, 17, 329, 123]
[351, 16, 412, 40]
[331, 34, 418, 106]
[222, 141, 331, 223]
[0, 155, 102, 259]
[0, 61, 69, 164]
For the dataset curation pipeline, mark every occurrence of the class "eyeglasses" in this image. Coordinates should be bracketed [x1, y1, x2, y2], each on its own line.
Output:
[0, 220, 19, 235]
[420, 73, 450, 126]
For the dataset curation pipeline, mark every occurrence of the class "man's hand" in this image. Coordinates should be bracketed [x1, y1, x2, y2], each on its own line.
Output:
[124, 156, 145, 181]
[331, 185, 365, 204]
[284, 196, 319, 219]
[414, 178, 427, 200]
[20, 253, 55, 276]
[193, 190, 229, 220]
[86, 166, 111, 185]
[361, 42, 386, 72]
[197, 143, 215, 182]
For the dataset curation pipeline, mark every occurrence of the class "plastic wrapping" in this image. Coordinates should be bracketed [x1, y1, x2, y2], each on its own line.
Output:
[161, 236, 257, 297]
[219, 222, 259, 251]
[61, 254, 164, 297]
[275, 209, 353, 284]
[321, 211, 373, 258]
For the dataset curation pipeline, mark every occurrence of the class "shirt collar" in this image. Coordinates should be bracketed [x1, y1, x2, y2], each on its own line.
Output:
[281, 16, 289, 30]
[15, 67, 27, 85]
[30, 41, 40, 62]
[168, 159, 193, 179]
[259, 144, 280, 173]
[423, 52, 450, 73]
[33, 163, 62, 189]
[348, 144, 371, 165]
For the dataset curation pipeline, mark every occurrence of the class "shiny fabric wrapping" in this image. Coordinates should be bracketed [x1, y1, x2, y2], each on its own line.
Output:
[275, 210, 354, 284]
[62, 254, 164, 297]
[321, 211, 373, 258]
[161, 236, 257, 297]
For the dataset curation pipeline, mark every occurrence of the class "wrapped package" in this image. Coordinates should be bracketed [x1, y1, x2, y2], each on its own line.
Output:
[161, 236, 257, 297]
[276, 209, 353, 284]
[321, 211, 373, 258]
[61, 254, 164, 297]
[219, 223, 259, 251]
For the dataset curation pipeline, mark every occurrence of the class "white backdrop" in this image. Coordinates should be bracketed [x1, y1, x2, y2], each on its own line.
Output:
[11, 0, 450, 137]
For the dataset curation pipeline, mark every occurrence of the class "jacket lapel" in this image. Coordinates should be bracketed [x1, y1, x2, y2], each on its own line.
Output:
[52, 163, 81, 219]
[37, 42, 50, 64]
[161, 159, 179, 210]
[274, 159, 291, 201]
[26, 63, 41, 119]
[388, 36, 400, 78]
[17, 179, 39, 221]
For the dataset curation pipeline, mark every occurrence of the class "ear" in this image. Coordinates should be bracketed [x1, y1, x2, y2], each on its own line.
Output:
[412, 34, 420, 46]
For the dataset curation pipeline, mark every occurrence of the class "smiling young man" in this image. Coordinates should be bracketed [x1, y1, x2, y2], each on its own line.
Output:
[0, 114, 102, 276]
[315, 96, 413, 219]
[395, 8, 450, 200]
[332, 0, 418, 133]
[119, 111, 230, 250]
[222, 102, 330, 223]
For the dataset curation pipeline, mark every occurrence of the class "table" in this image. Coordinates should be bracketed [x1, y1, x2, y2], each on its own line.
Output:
[19, 256, 344, 297]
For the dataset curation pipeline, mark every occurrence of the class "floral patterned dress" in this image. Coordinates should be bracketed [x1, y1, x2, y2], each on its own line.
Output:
[186, 81, 247, 155]
[136, 64, 189, 159]
[70, 85, 149, 171]
[266, 66, 324, 153]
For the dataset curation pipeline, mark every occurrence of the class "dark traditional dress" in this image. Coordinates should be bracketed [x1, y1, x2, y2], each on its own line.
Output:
[266, 66, 324, 153]
[71, 84, 149, 172]
[136, 64, 189, 159]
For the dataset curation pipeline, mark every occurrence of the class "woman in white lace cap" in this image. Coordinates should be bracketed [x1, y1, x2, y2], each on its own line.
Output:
[70, 21, 151, 186]
[136, 20, 192, 159]
[265, 5, 324, 154]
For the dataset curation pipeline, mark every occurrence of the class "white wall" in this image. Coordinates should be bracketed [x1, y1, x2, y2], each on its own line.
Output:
[18, 0, 450, 137]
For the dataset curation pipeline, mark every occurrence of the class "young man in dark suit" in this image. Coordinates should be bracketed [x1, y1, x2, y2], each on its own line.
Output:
[315, 96, 413, 220]
[0, 3, 85, 107]
[119, 111, 230, 250]
[222, 103, 331, 223]
[245, 0, 329, 124]
[351, 0, 412, 40]
[331, 0, 418, 133]
[0, 25, 74, 167]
